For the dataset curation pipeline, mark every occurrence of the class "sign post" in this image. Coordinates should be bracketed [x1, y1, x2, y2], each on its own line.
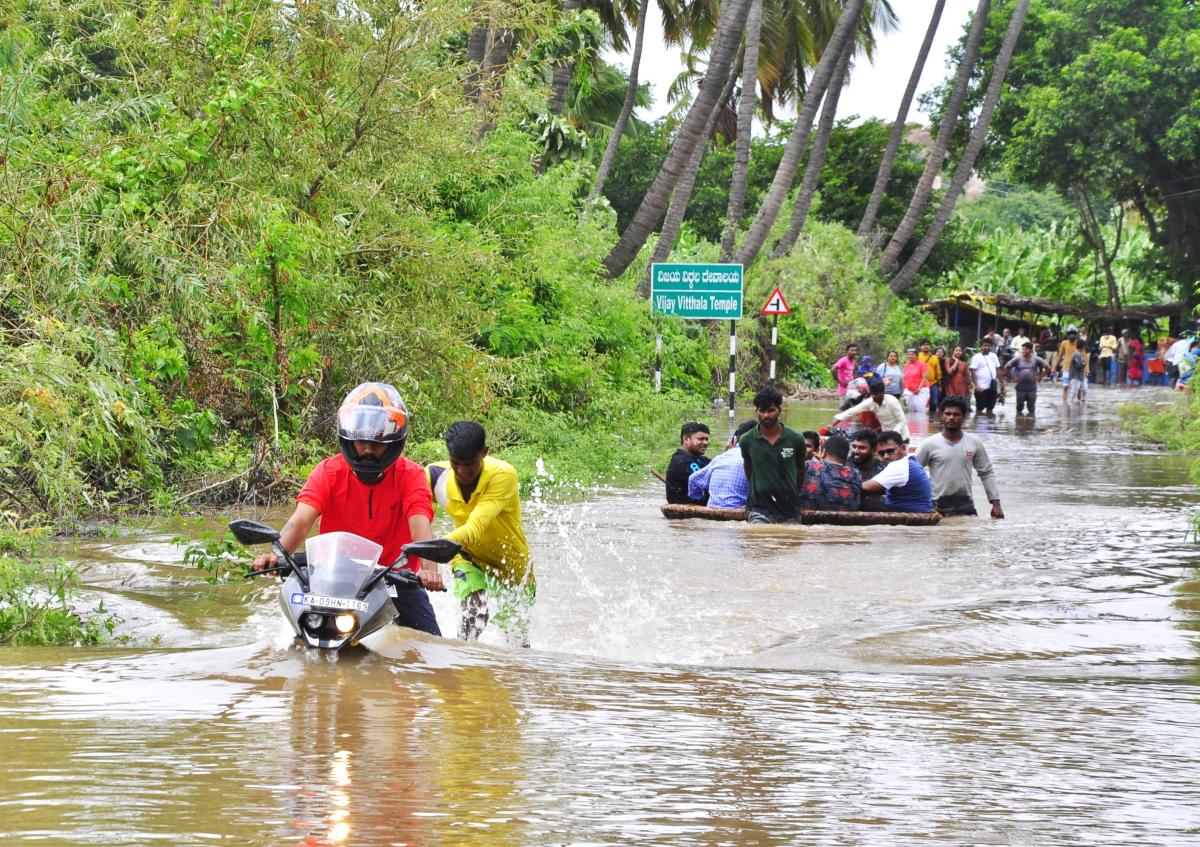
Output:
[654, 334, 662, 393]
[760, 286, 791, 386]
[650, 263, 744, 432]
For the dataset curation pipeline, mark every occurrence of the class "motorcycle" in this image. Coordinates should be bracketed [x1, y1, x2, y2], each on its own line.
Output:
[229, 519, 460, 650]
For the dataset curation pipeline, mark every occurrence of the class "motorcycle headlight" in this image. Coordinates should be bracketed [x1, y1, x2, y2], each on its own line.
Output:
[334, 613, 357, 634]
[302, 612, 325, 630]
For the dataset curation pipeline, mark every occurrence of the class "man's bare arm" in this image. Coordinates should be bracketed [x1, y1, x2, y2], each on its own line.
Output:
[408, 514, 445, 591]
[252, 503, 319, 571]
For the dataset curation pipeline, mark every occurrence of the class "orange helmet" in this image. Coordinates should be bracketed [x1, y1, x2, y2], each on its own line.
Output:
[337, 382, 409, 483]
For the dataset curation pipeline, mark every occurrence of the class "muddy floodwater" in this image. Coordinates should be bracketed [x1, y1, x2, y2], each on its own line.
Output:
[2, 390, 1199, 845]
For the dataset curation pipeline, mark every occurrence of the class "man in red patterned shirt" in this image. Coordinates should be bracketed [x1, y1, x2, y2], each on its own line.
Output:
[799, 434, 861, 512]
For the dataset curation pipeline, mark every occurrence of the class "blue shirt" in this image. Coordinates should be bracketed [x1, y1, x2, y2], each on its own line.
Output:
[688, 448, 750, 508]
[874, 456, 933, 513]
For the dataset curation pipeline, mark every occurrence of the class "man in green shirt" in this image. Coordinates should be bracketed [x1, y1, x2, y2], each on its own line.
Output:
[740, 386, 807, 524]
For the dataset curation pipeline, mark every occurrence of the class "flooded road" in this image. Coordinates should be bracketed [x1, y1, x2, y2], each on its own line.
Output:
[3, 390, 1199, 845]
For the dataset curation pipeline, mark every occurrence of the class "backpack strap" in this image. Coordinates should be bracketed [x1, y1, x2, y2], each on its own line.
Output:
[428, 464, 446, 491]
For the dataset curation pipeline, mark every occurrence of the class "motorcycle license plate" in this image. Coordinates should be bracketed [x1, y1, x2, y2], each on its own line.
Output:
[290, 593, 368, 613]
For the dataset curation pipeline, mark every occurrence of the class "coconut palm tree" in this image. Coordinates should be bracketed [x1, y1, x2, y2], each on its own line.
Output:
[602, 0, 752, 279]
[548, 0, 586, 116]
[769, 37, 852, 258]
[857, 0, 946, 239]
[590, 0, 652, 200]
[888, 0, 1032, 293]
[733, 0, 866, 269]
[719, 0, 764, 259]
[879, 0, 991, 274]
[646, 49, 742, 277]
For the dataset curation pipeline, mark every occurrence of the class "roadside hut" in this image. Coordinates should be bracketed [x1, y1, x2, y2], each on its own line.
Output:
[924, 290, 1185, 346]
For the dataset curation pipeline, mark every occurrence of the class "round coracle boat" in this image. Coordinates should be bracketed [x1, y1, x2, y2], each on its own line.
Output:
[660, 503, 942, 525]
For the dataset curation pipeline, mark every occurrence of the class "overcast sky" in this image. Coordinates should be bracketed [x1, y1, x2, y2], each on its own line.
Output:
[604, 2, 975, 125]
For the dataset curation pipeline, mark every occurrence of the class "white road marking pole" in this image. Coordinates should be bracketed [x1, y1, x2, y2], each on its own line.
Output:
[655, 334, 662, 392]
[769, 315, 778, 385]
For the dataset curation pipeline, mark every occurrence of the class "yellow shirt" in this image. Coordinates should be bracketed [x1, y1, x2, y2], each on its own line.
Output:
[427, 457, 532, 586]
[918, 352, 942, 386]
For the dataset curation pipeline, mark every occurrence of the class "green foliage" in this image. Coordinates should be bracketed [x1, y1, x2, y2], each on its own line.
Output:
[966, 0, 1200, 308]
[943, 219, 1175, 310]
[960, 179, 1074, 232]
[0, 0, 722, 523]
[0, 531, 123, 646]
[179, 527, 251, 585]
[603, 122, 785, 241]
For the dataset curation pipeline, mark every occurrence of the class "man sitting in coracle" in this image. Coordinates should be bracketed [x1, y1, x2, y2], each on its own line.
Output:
[800, 434, 861, 512]
[688, 421, 756, 509]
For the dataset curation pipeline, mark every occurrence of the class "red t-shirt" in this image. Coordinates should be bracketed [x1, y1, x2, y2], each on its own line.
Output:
[297, 455, 434, 570]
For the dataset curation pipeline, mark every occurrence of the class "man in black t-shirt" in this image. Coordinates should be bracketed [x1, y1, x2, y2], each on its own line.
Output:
[664, 422, 711, 504]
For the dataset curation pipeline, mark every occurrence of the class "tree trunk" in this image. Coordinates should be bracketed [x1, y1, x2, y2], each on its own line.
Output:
[879, 0, 991, 274]
[602, 0, 753, 280]
[733, 0, 866, 270]
[643, 51, 742, 287]
[1072, 186, 1123, 311]
[476, 29, 515, 138]
[464, 4, 490, 105]
[769, 41, 853, 259]
[719, 0, 764, 260]
[464, 28, 490, 102]
[590, 0, 651, 202]
[1159, 174, 1200, 322]
[548, 0, 584, 117]
[857, 0, 946, 239]
[888, 0, 1031, 293]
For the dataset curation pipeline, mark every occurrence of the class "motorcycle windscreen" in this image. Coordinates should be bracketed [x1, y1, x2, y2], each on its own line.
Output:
[304, 532, 382, 599]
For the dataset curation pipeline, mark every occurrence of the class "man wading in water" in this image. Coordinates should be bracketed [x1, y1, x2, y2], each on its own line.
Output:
[740, 387, 807, 524]
[916, 396, 1004, 519]
[428, 422, 533, 645]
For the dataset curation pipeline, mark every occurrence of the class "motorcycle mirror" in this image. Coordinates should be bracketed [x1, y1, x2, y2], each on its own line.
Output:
[228, 519, 281, 546]
[401, 538, 462, 564]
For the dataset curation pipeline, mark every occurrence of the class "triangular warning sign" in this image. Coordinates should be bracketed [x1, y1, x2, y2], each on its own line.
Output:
[760, 287, 791, 315]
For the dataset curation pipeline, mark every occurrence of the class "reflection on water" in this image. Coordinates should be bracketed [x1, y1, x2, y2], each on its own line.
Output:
[2, 389, 1200, 845]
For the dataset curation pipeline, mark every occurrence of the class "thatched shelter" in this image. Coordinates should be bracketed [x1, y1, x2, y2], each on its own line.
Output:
[924, 290, 1184, 345]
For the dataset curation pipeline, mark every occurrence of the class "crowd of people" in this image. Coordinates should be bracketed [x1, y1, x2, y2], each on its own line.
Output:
[663, 318, 1200, 524]
[828, 323, 1200, 419]
[666, 388, 1003, 524]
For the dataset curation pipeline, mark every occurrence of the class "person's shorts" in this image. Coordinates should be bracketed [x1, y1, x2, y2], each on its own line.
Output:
[1060, 373, 1070, 386]
[451, 558, 536, 632]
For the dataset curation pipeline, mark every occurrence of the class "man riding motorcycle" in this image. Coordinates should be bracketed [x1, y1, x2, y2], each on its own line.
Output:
[252, 382, 446, 636]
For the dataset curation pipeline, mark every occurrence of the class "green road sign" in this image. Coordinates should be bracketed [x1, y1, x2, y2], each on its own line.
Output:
[650, 263, 744, 320]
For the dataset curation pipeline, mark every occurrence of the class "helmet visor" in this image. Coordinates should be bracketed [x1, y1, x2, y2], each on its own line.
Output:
[337, 404, 407, 442]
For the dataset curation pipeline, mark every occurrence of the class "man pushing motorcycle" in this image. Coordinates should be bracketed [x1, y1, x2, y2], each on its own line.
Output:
[252, 382, 447, 636]
[427, 421, 534, 645]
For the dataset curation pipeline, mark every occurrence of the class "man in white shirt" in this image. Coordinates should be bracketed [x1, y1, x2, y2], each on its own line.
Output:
[1166, 335, 1195, 387]
[1010, 327, 1031, 353]
[831, 378, 911, 442]
[969, 337, 1003, 415]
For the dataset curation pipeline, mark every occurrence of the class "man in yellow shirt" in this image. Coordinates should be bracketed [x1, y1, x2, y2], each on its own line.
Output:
[427, 421, 533, 645]
[918, 339, 943, 411]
